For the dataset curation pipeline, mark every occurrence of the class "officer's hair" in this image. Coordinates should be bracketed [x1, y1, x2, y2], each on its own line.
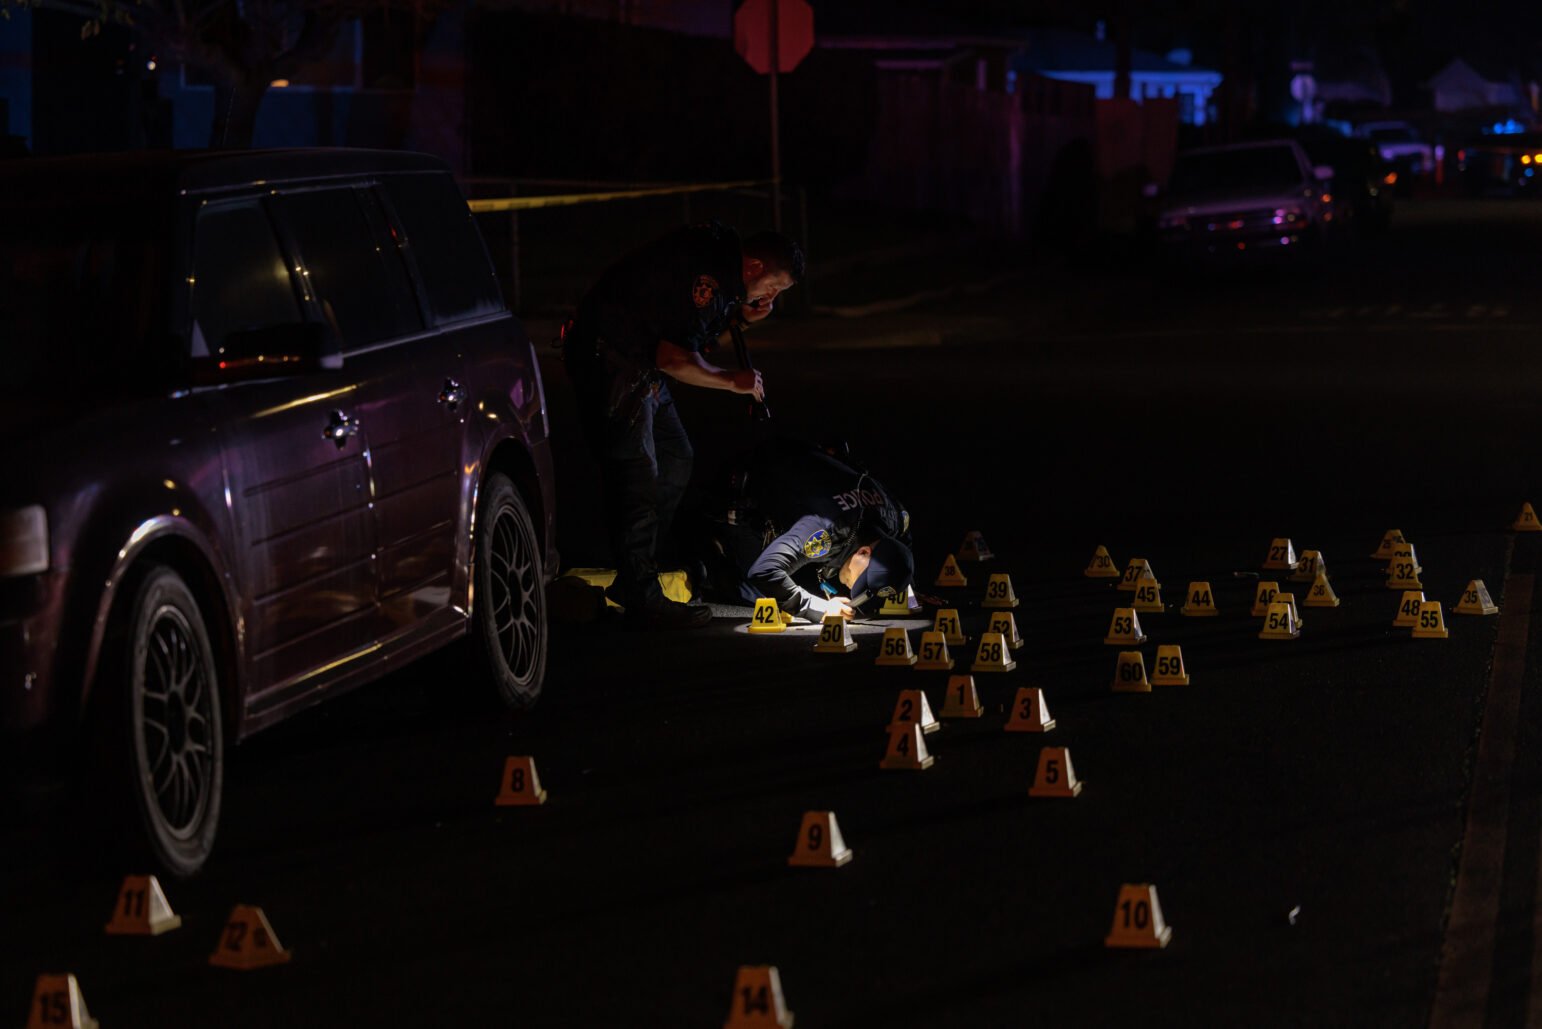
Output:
[743, 231, 806, 283]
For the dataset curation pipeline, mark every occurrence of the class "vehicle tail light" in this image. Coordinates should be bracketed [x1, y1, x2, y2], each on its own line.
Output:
[1383, 171, 1398, 185]
[0, 505, 49, 576]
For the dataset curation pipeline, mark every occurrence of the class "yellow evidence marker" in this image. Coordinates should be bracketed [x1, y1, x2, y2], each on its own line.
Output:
[1291, 549, 1326, 583]
[880, 723, 935, 770]
[1515, 502, 1542, 532]
[1117, 558, 1155, 592]
[1104, 884, 1173, 949]
[208, 905, 292, 970]
[748, 597, 787, 633]
[986, 611, 1024, 650]
[1304, 573, 1341, 608]
[1250, 581, 1281, 616]
[876, 627, 918, 667]
[104, 874, 181, 936]
[1273, 590, 1304, 629]
[888, 689, 940, 735]
[1132, 578, 1165, 614]
[1455, 579, 1499, 616]
[813, 614, 858, 653]
[1385, 542, 1424, 574]
[495, 755, 548, 806]
[1104, 608, 1147, 646]
[723, 965, 795, 1029]
[981, 572, 1020, 609]
[1029, 746, 1083, 797]
[1112, 650, 1151, 693]
[879, 584, 922, 616]
[933, 608, 967, 646]
[1005, 687, 1056, 732]
[787, 811, 852, 868]
[1393, 590, 1426, 627]
[958, 530, 995, 561]
[970, 631, 1017, 672]
[1370, 528, 1406, 559]
[1260, 600, 1300, 640]
[940, 674, 984, 718]
[26, 974, 98, 1029]
[914, 631, 955, 671]
[934, 554, 968, 587]
[1386, 549, 1424, 590]
[1085, 545, 1120, 578]
[1151, 645, 1190, 686]
[1181, 581, 1219, 617]
[1263, 538, 1299, 570]
[1413, 600, 1450, 639]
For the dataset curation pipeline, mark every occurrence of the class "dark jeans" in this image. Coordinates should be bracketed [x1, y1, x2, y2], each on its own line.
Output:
[569, 352, 693, 607]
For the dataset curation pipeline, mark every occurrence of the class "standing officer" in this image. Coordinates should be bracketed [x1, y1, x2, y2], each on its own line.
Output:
[565, 221, 804, 629]
[689, 439, 916, 621]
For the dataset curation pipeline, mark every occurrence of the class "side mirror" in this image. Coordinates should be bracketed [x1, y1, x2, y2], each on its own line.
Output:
[1141, 182, 1160, 198]
[1313, 164, 1335, 181]
[199, 322, 340, 384]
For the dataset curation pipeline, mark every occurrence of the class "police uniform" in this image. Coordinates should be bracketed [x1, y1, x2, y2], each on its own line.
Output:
[696, 440, 913, 620]
[564, 221, 746, 613]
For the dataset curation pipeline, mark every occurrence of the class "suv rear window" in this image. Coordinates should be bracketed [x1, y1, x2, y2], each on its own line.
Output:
[383, 173, 504, 325]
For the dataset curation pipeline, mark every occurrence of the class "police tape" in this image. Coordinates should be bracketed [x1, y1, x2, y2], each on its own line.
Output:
[467, 178, 776, 214]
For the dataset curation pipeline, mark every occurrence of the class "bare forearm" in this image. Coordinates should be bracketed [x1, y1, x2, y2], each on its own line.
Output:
[654, 340, 763, 399]
[661, 352, 738, 390]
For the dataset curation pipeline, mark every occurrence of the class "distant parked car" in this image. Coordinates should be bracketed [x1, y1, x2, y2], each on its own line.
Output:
[1154, 140, 1335, 258]
[1452, 132, 1542, 196]
[1354, 121, 1433, 187]
[1, 149, 557, 876]
[1298, 136, 1396, 234]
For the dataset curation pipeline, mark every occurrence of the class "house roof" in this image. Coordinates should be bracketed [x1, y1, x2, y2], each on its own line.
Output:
[1428, 56, 1513, 88]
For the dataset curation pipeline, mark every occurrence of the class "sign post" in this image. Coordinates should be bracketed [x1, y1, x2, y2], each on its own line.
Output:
[734, 0, 814, 231]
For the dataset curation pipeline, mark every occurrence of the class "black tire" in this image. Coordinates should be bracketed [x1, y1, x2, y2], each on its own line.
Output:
[110, 565, 224, 877]
[472, 473, 548, 709]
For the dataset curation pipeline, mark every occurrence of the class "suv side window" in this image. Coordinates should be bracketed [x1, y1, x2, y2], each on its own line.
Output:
[278, 187, 424, 350]
[382, 173, 504, 325]
[190, 199, 303, 360]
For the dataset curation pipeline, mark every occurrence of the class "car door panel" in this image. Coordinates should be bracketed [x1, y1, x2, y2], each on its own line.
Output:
[186, 195, 378, 711]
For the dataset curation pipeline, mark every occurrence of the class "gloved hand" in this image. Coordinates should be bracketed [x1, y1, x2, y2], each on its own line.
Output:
[813, 594, 855, 621]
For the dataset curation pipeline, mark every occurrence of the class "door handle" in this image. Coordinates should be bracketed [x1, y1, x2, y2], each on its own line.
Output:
[323, 409, 360, 449]
[438, 378, 466, 410]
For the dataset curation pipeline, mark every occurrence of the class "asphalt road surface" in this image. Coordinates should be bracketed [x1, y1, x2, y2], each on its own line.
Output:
[9, 199, 1542, 1027]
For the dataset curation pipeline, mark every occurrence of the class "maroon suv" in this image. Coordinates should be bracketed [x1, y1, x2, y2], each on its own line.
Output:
[1, 149, 556, 875]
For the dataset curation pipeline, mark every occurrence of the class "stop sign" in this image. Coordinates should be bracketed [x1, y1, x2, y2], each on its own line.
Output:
[734, 0, 814, 75]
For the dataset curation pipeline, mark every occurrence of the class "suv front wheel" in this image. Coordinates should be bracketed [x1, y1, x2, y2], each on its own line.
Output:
[108, 564, 225, 877]
[472, 472, 548, 709]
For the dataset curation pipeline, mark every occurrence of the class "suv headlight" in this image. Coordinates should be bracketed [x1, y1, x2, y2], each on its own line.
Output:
[0, 505, 49, 576]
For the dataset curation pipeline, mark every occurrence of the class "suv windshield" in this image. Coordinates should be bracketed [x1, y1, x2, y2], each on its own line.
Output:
[1169, 147, 1303, 195]
[1, 202, 164, 391]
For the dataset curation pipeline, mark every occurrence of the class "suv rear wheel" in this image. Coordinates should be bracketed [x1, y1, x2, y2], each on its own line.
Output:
[472, 473, 548, 709]
[109, 565, 224, 877]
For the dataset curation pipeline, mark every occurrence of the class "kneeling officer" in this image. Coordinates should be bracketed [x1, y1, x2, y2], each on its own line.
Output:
[694, 440, 915, 621]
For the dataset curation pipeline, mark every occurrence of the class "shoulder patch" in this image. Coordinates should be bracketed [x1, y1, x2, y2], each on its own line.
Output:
[692, 273, 719, 309]
[803, 529, 831, 559]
